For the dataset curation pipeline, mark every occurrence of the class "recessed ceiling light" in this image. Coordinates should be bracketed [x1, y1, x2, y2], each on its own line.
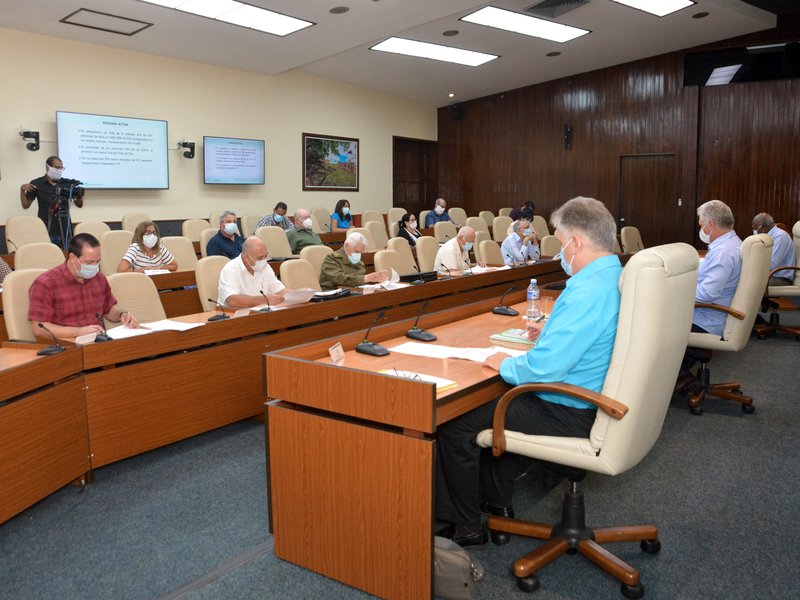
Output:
[609, 0, 695, 18]
[706, 64, 741, 86]
[329, 6, 349, 15]
[176, 0, 240, 19]
[443, 30, 459, 37]
[461, 6, 589, 43]
[546, 51, 561, 57]
[448, 93, 455, 98]
[371, 37, 498, 67]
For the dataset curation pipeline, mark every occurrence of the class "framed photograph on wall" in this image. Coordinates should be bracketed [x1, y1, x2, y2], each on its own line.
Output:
[303, 133, 359, 191]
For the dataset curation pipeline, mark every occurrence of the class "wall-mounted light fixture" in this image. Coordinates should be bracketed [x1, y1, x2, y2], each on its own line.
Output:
[177, 141, 195, 159]
[20, 130, 40, 151]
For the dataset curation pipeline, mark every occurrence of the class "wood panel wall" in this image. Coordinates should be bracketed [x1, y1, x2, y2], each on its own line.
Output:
[437, 17, 800, 245]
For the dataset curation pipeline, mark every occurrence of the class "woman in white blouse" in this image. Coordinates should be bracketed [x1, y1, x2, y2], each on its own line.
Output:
[117, 221, 178, 272]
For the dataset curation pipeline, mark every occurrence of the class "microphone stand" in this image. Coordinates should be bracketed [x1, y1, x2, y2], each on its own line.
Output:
[207, 298, 231, 321]
[259, 290, 273, 312]
[94, 312, 111, 342]
[36, 323, 66, 356]
[406, 301, 437, 342]
[356, 311, 390, 356]
[492, 286, 520, 316]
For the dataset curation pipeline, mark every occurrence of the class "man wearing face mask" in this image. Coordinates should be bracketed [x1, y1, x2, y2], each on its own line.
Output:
[751, 212, 795, 287]
[287, 208, 324, 254]
[318, 231, 389, 290]
[27, 233, 138, 340]
[20, 156, 84, 245]
[501, 219, 540, 265]
[435, 197, 622, 547]
[424, 197, 456, 228]
[218, 236, 288, 308]
[256, 202, 294, 233]
[434, 226, 476, 274]
[206, 210, 244, 259]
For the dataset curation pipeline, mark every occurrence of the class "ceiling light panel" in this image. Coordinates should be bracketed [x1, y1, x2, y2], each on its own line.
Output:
[461, 6, 589, 43]
[610, 0, 695, 18]
[371, 37, 498, 67]
[175, 0, 242, 19]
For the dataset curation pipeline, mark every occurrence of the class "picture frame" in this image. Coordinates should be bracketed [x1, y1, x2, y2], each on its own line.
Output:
[303, 133, 359, 191]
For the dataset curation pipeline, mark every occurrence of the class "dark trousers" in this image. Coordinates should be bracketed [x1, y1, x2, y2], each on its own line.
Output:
[435, 393, 597, 529]
[680, 323, 710, 375]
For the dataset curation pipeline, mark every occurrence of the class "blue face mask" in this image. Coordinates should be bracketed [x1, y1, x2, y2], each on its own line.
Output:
[273, 213, 283, 223]
[523, 228, 532, 236]
[463, 242, 473, 252]
[342, 206, 350, 216]
[348, 252, 361, 265]
[559, 238, 575, 276]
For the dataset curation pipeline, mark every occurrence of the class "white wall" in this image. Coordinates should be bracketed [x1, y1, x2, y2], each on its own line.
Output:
[0, 27, 436, 226]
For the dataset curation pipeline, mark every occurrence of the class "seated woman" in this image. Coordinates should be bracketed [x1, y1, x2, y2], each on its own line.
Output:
[397, 213, 422, 247]
[330, 199, 352, 232]
[0, 256, 12, 285]
[117, 221, 177, 273]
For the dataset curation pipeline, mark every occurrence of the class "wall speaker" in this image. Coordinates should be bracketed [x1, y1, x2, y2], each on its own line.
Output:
[450, 104, 464, 121]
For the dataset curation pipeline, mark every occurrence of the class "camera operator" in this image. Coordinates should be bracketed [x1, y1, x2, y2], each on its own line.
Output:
[20, 155, 84, 246]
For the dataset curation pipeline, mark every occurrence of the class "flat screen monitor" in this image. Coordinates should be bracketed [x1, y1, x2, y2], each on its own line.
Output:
[56, 111, 169, 189]
[203, 136, 265, 185]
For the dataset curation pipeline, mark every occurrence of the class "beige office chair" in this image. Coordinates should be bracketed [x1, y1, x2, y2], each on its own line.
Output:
[387, 237, 419, 274]
[754, 220, 800, 340]
[4, 216, 50, 251]
[299, 245, 333, 279]
[477, 243, 699, 597]
[465, 216, 489, 234]
[195, 255, 230, 311]
[434, 221, 458, 243]
[479, 240, 504, 266]
[279, 259, 321, 291]
[121, 213, 151, 233]
[308, 213, 325, 235]
[498, 207, 513, 217]
[361, 210, 383, 226]
[347, 228, 377, 252]
[73, 221, 110, 239]
[473, 231, 490, 264]
[448, 207, 468, 227]
[199, 228, 217, 258]
[373, 249, 405, 277]
[415, 236, 439, 273]
[684, 234, 773, 415]
[100, 230, 133, 275]
[387, 207, 406, 225]
[540, 235, 562, 258]
[2, 268, 46, 342]
[388, 222, 400, 238]
[240, 214, 261, 237]
[181, 219, 211, 242]
[613, 237, 622, 254]
[209, 212, 221, 227]
[419, 210, 431, 229]
[255, 226, 293, 259]
[311, 207, 331, 233]
[366, 221, 389, 250]
[479, 210, 495, 227]
[621, 226, 645, 254]
[160, 236, 197, 271]
[492, 216, 512, 242]
[13, 243, 64, 270]
[105, 273, 167, 328]
[531, 215, 550, 241]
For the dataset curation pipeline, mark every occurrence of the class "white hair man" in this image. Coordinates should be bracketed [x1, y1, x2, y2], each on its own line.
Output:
[752, 212, 795, 287]
[434, 226, 476, 274]
[206, 210, 244, 259]
[501, 218, 540, 265]
[287, 208, 323, 254]
[218, 236, 289, 308]
[318, 231, 388, 290]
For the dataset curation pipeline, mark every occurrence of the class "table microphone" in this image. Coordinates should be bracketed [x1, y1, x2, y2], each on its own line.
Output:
[356, 311, 390, 356]
[37, 323, 66, 356]
[406, 301, 437, 342]
[438, 266, 454, 280]
[505, 253, 519, 267]
[259, 290, 273, 312]
[206, 298, 231, 321]
[492, 286, 520, 316]
[94, 312, 111, 342]
[463, 258, 473, 276]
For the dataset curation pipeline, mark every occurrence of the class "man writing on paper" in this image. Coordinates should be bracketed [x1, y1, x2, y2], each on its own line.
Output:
[28, 233, 139, 339]
[218, 236, 290, 308]
[434, 226, 476, 274]
[436, 197, 622, 547]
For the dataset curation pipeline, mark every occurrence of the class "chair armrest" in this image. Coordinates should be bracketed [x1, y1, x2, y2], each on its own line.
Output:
[768, 266, 800, 278]
[491, 383, 628, 457]
[694, 302, 746, 320]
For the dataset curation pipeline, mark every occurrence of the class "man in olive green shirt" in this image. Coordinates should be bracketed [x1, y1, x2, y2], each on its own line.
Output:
[287, 208, 324, 254]
[319, 232, 388, 290]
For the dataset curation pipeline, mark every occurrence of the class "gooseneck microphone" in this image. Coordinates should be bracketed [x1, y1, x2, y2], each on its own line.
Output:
[406, 301, 437, 342]
[505, 253, 519, 267]
[37, 323, 66, 356]
[94, 312, 111, 342]
[259, 290, 273, 313]
[438, 265, 454, 280]
[492, 286, 520, 317]
[207, 298, 231, 322]
[356, 311, 390, 356]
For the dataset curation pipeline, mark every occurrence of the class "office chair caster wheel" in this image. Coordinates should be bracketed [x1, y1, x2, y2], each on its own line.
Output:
[491, 531, 511, 545]
[757, 334, 767, 340]
[641, 539, 661, 554]
[621, 582, 644, 598]
[517, 575, 540, 592]
[690, 405, 703, 416]
[742, 403, 755, 414]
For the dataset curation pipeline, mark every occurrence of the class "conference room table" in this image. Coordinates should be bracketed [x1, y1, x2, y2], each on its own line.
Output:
[264, 296, 539, 599]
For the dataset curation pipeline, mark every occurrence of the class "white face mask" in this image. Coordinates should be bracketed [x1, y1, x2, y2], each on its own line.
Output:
[699, 223, 711, 245]
[252, 258, 268, 272]
[224, 223, 238, 236]
[78, 262, 99, 279]
[752, 229, 759, 236]
[47, 166, 64, 180]
[409, 220, 417, 229]
[142, 233, 158, 249]
[434, 205, 445, 215]
[303, 218, 313, 230]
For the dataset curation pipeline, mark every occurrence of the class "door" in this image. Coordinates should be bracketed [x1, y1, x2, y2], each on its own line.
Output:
[393, 137, 437, 217]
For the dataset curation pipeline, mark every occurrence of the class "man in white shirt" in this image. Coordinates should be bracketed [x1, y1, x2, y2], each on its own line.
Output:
[752, 213, 795, 286]
[434, 226, 475, 274]
[218, 236, 287, 308]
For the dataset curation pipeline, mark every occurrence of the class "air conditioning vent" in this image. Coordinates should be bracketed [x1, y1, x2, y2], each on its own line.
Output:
[525, 0, 590, 19]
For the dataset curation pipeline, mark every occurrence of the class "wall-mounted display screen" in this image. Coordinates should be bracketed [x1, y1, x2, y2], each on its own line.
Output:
[204, 136, 265, 185]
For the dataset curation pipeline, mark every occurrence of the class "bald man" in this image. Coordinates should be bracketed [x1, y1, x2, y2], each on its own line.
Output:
[218, 236, 288, 308]
[434, 226, 476, 274]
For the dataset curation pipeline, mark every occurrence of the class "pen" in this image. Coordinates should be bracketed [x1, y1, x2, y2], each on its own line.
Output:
[535, 315, 546, 322]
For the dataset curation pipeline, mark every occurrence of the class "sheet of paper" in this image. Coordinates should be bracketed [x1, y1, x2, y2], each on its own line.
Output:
[388, 342, 527, 363]
[389, 268, 400, 283]
[250, 303, 287, 312]
[281, 289, 316, 306]
[314, 288, 343, 297]
[74, 332, 97, 345]
[459, 346, 527, 362]
[141, 319, 205, 332]
[106, 325, 153, 340]
[470, 265, 512, 274]
[144, 269, 171, 276]
[378, 369, 458, 392]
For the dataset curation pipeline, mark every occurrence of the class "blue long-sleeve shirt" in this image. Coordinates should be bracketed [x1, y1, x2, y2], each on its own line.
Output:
[424, 211, 454, 228]
[500, 233, 540, 265]
[693, 230, 742, 336]
[499, 254, 622, 409]
[767, 226, 795, 280]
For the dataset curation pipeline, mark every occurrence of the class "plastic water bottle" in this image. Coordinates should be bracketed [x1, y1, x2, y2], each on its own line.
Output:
[526, 278, 540, 319]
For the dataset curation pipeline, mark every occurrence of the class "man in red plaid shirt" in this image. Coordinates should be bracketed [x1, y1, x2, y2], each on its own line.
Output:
[28, 233, 139, 339]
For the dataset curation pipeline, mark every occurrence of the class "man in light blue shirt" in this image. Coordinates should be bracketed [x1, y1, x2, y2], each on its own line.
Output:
[424, 197, 456, 228]
[501, 219, 540, 265]
[752, 213, 795, 286]
[436, 196, 622, 547]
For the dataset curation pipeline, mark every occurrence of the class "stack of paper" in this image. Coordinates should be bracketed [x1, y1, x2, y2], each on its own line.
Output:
[489, 328, 535, 346]
[388, 342, 527, 363]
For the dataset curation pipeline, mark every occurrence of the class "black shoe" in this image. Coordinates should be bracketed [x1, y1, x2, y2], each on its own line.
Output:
[452, 526, 488, 548]
[480, 501, 515, 519]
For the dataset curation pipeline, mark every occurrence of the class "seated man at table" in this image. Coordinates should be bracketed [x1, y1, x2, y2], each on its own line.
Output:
[434, 226, 475, 274]
[501, 218, 540, 265]
[752, 212, 795, 287]
[218, 236, 289, 308]
[206, 210, 244, 259]
[287, 208, 323, 254]
[424, 197, 457, 228]
[257, 202, 295, 232]
[318, 231, 388, 290]
[435, 196, 622, 547]
[27, 233, 139, 339]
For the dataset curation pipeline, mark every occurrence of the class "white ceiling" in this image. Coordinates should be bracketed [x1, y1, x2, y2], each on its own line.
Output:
[0, 0, 778, 108]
